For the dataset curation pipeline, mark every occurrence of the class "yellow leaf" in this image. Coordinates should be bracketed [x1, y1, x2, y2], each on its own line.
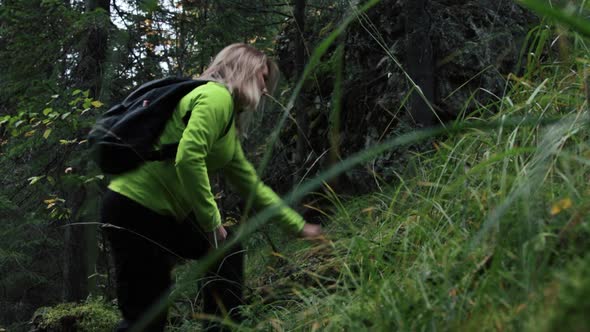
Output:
[44, 198, 57, 205]
[28, 176, 45, 185]
[271, 252, 286, 259]
[24, 130, 36, 137]
[550, 198, 573, 216]
[43, 128, 52, 139]
[559, 198, 572, 209]
[91, 100, 104, 108]
[418, 181, 438, 187]
[550, 205, 561, 216]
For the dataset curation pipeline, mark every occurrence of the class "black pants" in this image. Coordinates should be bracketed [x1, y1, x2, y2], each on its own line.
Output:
[101, 190, 244, 332]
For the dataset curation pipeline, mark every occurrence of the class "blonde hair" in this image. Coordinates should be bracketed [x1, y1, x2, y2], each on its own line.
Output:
[199, 43, 279, 113]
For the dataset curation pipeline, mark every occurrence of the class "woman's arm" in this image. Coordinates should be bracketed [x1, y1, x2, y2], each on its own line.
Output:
[223, 140, 309, 234]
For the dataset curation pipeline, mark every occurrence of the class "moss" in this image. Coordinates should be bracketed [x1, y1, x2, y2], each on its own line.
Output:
[32, 299, 119, 332]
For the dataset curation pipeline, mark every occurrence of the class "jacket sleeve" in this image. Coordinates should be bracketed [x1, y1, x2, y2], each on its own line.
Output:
[174, 89, 230, 231]
[223, 140, 305, 234]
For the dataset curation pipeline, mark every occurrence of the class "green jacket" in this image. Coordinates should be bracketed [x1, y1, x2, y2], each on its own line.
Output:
[108, 82, 305, 233]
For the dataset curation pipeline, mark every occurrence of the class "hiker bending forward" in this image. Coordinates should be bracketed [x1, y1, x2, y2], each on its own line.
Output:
[101, 43, 322, 331]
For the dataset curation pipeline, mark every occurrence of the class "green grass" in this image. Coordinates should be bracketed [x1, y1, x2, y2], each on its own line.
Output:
[237, 113, 589, 329]
[224, 6, 590, 332]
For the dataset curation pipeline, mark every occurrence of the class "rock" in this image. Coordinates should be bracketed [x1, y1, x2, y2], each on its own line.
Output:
[272, 0, 537, 193]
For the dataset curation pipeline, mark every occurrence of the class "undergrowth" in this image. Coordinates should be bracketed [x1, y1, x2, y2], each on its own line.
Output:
[230, 8, 590, 332]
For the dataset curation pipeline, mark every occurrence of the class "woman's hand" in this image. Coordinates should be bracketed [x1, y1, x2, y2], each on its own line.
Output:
[300, 222, 322, 240]
[207, 225, 228, 248]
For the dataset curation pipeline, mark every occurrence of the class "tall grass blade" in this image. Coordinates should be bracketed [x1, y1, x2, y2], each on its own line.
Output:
[519, 0, 590, 38]
[470, 112, 587, 248]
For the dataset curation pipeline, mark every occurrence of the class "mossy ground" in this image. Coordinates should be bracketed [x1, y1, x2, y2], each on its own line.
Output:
[30, 299, 119, 332]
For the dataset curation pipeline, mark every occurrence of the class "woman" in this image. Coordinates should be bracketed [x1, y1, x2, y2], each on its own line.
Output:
[101, 43, 321, 331]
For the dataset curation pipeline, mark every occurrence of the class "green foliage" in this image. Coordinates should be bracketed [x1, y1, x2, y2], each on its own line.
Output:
[0, 87, 105, 327]
[0, 0, 80, 106]
[107, 0, 290, 83]
[0, 194, 62, 326]
[0, 90, 100, 142]
[0, 89, 104, 219]
[32, 298, 119, 332]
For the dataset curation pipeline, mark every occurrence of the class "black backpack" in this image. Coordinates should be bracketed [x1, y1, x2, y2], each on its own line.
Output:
[88, 77, 233, 174]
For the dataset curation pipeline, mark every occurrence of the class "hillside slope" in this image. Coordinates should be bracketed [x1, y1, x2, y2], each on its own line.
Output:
[237, 18, 590, 332]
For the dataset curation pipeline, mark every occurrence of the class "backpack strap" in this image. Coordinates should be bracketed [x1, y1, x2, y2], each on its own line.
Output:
[146, 143, 180, 161]
[223, 110, 235, 138]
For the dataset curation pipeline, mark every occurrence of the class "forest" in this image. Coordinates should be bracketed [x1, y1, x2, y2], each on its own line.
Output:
[1, 0, 589, 331]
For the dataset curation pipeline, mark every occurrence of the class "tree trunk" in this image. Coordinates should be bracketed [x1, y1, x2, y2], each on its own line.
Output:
[404, 0, 435, 126]
[63, 0, 110, 302]
[75, 0, 110, 99]
[293, 0, 308, 185]
[63, 188, 92, 301]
